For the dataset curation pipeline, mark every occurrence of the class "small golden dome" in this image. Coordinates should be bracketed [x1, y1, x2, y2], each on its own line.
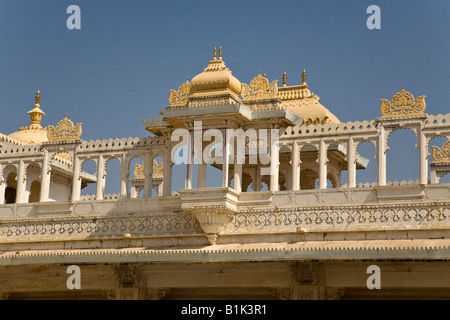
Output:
[190, 47, 242, 97]
[8, 90, 48, 145]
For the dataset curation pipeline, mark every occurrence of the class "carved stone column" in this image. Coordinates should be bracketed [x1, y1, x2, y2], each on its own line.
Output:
[144, 154, 153, 198]
[198, 162, 207, 188]
[71, 156, 82, 201]
[185, 130, 193, 189]
[347, 137, 356, 188]
[96, 155, 106, 200]
[0, 163, 5, 205]
[291, 141, 300, 191]
[318, 140, 328, 190]
[40, 149, 51, 202]
[222, 129, 230, 188]
[377, 125, 387, 186]
[120, 155, 129, 198]
[418, 124, 428, 184]
[15, 160, 27, 203]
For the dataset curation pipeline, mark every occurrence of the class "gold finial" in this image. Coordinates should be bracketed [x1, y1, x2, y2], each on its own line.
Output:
[213, 47, 217, 60]
[186, 76, 189, 82]
[219, 46, 222, 60]
[301, 69, 307, 85]
[27, 90, 46, 130]
[35, 90, 41, 106]
[402, 84, 404, 90]
[282, 71, 287, 87]
[258, 69, 261, 76]
[263, 73, 267, 78]
[65, 113, 67, 118]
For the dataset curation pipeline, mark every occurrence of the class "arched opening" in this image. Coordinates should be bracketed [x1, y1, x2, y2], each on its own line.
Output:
[105, 158, 121, 199]
[441, 172, 450, 184]
[386, 129, 419, 183]
[129, 157, 144, 198]
[5, 172, 17, 204]
[28, 181, 41, 203]
[81, 160, 97, 198]
[153, 156, 164, 196]
[299, 145, 318, 189]
[355, 141, 377, 186]
[428, 136, 449, 184]
[301, 169, 318, 190]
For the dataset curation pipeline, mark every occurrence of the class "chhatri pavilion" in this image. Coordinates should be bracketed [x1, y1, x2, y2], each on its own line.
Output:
[0, 48, 449, 300]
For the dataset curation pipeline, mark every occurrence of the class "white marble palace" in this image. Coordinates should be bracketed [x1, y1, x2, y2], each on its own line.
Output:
[0, 48, 450, 300]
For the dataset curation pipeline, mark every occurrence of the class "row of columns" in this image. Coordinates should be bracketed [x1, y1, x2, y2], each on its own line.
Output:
[71, 153, 171, 202]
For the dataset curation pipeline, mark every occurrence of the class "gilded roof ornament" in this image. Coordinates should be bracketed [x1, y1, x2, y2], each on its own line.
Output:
[169, 77, 192, 107]
[380, 87, 426, 117]
[241, 72, 278, 101]
[47, 114, 83, 142]
[26, 90, 46, 130]
[282, 72, 287, 87]
[134, 160, 164, 179]
[431, 140, 450, 163]
[301, 69, 307, 85]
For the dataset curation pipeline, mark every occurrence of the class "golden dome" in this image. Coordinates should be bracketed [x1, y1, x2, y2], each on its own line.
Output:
[8, 129, 48, 145]
[278, 70, 340, 125]
[190, 47, 242, 97]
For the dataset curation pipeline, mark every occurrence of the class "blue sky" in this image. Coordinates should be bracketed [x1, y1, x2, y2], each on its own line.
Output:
[0, 0, 449, 189]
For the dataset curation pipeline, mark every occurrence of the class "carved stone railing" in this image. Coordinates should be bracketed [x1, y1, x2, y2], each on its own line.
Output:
[0, 186, 449, 250]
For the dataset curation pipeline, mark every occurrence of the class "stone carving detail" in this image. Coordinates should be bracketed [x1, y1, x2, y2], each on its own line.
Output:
[191, 208, 233, 245]
[380, 87, 426, 117]
[292, 261, 318, 286]
[169, 78, 192, 107]
[134, 160, 164, 179]
[241, 72, 278, 101]
[0, 214, 201, 240]
[431, 140, 450, 163]
[325, 288, 345, 300]
[116, 264, 139, 287]
[229, 204, 450, 232]
[47, 115, 83, 141]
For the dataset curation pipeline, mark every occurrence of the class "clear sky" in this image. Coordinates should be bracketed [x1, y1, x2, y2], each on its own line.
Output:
[0, 0, 449, 188]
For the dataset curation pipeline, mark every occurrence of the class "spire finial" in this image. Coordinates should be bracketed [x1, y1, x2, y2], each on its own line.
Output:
[219, 46, 222, 60]
[282, 71, 287, 87]
[186, 76, 189, 82]
[258, 69, 261, 76]
[402, 84, 404, 90]
[302, 69, 307, 85]
[27, 90, 45, 130]
[213, 47, 217, 60]
[263, 73, 267, 78]
[35, 90, 41, 107]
